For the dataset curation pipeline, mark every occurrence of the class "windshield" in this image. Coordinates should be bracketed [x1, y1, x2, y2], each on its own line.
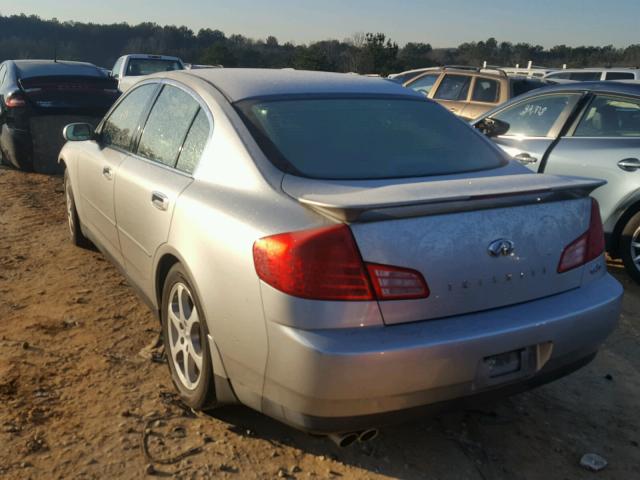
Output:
[237, 97, 505, 179]
[126, 59, 183, 76]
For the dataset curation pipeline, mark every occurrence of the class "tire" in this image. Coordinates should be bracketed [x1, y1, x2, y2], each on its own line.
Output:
[161, 263, 217, 410]
[620, 211, 640, 284]
[64, 169, 91, 248]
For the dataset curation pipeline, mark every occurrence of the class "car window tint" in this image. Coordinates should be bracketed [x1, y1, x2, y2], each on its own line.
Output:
[575, 95, 640, 137]
[176, 109, 210, 174]
[434, 75, 471, 101]
[137, 85, 200, 167]
[126, 59, 182, 76]
[492, 94, 579, 137]
[605, 72, 635, 81]
[510, 79, 545, 97]
[238, 98, 505, 180]
[102, 83, 157, 151]
[407, 74, 440, 96]
[568, 72, 601, 81]
[472, 78, 500, 103]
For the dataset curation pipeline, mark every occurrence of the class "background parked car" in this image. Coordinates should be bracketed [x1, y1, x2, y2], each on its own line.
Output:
[473, 82, 640, 282]
[111, 54, 185, 92]
[402, 66, 548, 120]
[0, 59, 119, 173]
[544, 68, 640, 82]
[60, 69, 621, 440]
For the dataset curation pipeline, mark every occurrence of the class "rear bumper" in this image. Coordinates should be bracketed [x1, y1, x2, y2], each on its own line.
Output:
[261, 274, 622, 433]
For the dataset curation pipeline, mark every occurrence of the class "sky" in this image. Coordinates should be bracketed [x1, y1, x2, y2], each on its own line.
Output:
[1, 0, 638, 48]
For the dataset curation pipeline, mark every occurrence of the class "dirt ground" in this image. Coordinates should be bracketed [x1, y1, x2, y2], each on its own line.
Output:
[0, 167, 639, 480]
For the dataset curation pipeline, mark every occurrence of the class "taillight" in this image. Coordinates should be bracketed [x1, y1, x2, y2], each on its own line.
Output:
[558, 199, 604, 273]
[5, 92, 26, 108]
[253, 225, 429, 301]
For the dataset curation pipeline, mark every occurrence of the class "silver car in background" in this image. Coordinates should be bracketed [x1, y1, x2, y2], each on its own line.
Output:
[473, 82, 640, 282]
[59, 69, 622, 442]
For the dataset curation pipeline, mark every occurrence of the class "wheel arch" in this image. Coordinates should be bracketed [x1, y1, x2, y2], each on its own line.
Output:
[609, 198, 640, 258]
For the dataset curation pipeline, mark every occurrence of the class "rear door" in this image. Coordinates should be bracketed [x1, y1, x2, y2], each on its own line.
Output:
[543, 93, 640, 225]
[114, 83, 211, 293]
[431, 74, 472, 117]
[77, 83, 158, 262]
[486, 92, 583, 171]
[463, 76, 502, 120]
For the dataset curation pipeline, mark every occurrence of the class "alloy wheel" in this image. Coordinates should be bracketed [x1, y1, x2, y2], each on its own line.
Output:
[167, 282, 203, 390]
[631, 226, 640, 271]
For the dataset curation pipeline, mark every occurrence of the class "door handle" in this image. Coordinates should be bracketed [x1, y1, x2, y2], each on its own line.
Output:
[102, 166, 113, 180]
[514, 152, 538, 165]
[617, 158, 640, 172]
[151, 191, 169, 211]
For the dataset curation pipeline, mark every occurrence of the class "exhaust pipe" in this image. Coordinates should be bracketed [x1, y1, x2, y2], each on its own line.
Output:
[327, 432, 360, 448]
[358, 429, 379, 443]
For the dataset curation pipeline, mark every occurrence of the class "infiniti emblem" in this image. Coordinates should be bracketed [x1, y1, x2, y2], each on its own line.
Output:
[488, 239, 515, 257]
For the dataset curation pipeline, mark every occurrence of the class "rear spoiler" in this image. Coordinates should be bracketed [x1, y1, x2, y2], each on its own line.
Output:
[282, 173, 605, 222]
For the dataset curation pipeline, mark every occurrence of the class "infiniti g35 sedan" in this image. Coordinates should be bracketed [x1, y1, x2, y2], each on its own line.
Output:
[473, 82, 640, 283]
[59, 69, 623, 440]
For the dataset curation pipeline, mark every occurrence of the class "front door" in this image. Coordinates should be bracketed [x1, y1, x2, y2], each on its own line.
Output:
[486, 92, 583, 172]
[77, 83, 158, 261]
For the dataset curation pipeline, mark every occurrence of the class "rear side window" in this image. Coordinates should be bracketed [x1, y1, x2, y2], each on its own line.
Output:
[176, 109, 210, 174]
[0, 65, 6, 86]
[434, 75, 471, 101]
[605, 72, 635, 81]
[472, 78, 500, 103]
[102, 83, 157, 150]
[492, 94, 580, 137]
[407, 73, 440, 96]
[574, 95, 640, 137]
[568, 72, 601, 81]
[510, 79, 545, 97]
[237, 97, 505, 180]
[137, 85, 200, 167]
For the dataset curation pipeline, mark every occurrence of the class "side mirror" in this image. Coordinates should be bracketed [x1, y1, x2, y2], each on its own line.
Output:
[63, 123, 94, 142]
[475, 117, 510, 138]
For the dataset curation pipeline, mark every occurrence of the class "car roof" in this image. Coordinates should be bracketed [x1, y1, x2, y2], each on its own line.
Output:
[476, 81, 640, 120]
[169, 68, 422, 102]
[548, 67, 640, 73]
[11, 60, 104, 78]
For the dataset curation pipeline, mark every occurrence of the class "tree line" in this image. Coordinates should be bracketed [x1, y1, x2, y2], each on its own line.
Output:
[1, 14, 639, 76]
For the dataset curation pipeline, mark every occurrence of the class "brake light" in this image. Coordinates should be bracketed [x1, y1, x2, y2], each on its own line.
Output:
[366, 263, 429, 300]
[253, 225, 429, 301]
[5, 92, 26, 108]
[557, 199, 604, 273]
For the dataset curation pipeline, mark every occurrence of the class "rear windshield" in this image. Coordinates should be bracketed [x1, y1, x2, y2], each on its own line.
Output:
[237, 97, 505, 179]
[126, 59, 183, 76]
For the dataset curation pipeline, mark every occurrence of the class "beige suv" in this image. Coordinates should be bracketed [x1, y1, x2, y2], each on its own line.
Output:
[402, 67, 547, 120]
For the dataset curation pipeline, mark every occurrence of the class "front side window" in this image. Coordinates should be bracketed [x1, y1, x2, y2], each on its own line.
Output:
[176, 109, 210, 174]
[237, 97, 505, 180]
[434, 75, 471, 101]
[492, 94, 580, 137]
[126, 59, 183, 77]
[101, 83, 157, 150]
[407, 74, 440, 96]
[574, 95, 640, 137]
[472, 78, 500, 103]
[137, 85, 200, 167]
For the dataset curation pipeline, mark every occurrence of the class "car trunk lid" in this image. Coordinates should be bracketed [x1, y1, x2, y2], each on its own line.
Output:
[19, 75, 119, 112]
[282, 171, 604, 325]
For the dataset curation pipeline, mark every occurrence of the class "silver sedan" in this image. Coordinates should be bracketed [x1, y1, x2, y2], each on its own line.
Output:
[60, 69, 622, 444]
